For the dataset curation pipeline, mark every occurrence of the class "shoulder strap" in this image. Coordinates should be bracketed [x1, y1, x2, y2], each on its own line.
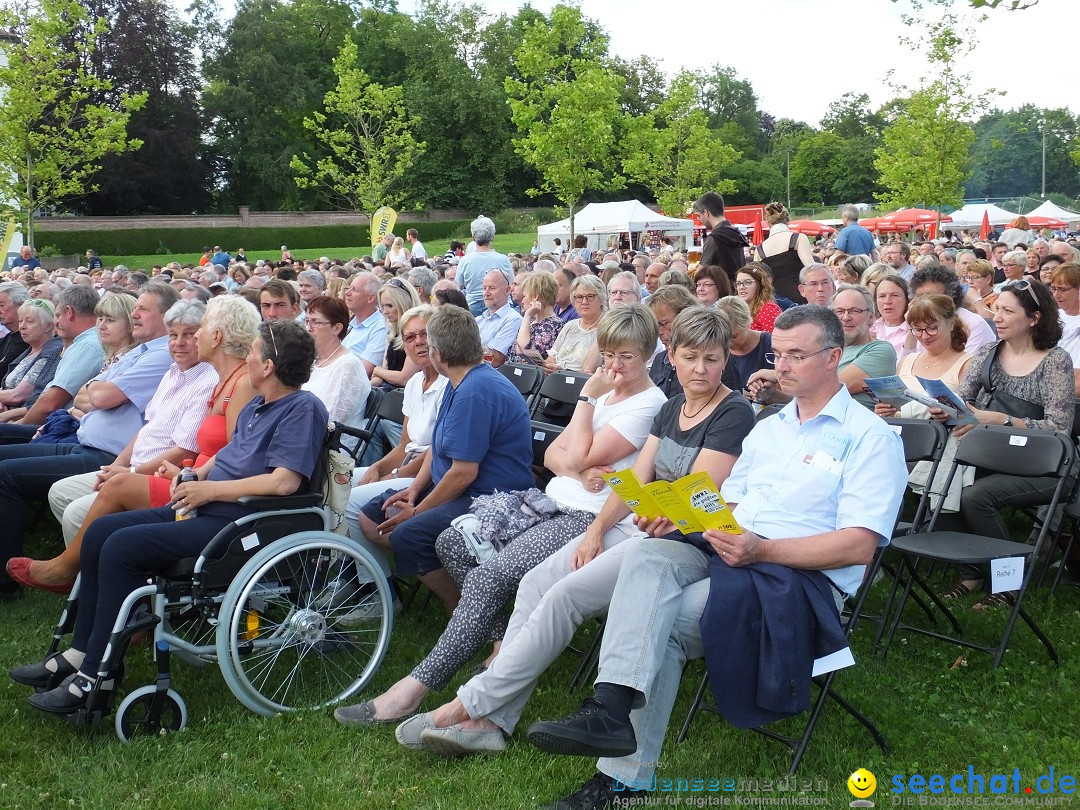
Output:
[755, 244, 766, 260]
[980, 341, 1001, 392]
[788, 232, 799, 251]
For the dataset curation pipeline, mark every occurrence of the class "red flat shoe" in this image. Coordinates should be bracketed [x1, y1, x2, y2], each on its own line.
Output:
[5, 558, 75, 595]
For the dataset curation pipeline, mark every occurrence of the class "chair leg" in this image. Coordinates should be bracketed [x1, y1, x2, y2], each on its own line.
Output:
[676, 672, 711, 744]
[568, 618, 604, 691]
[1050, 518, 1077, 596]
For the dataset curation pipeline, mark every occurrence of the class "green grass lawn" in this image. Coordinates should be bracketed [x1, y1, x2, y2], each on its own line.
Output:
[3, 514, 1080, 810]
[106, 234, 540, 272]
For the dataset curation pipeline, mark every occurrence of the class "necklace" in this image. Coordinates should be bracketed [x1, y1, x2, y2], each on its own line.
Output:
[317, 344, 342, 367]
[918, 352, 954, 371]
[207, 362, 245, 407]
[682, 385, 722, 419]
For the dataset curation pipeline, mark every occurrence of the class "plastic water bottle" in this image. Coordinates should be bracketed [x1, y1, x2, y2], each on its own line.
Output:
[175, 460, 198, 520]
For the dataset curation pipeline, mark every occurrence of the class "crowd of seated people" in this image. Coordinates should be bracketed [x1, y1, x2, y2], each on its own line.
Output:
[6, 204, 1080, 809]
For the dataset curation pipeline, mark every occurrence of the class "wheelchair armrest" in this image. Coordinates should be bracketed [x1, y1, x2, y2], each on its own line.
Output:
[335, 423, 371, 445]
[237, 493, 324, 511]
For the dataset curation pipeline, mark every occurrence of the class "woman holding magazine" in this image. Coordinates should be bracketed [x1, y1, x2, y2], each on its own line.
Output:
[872, 295, 973, 519]
[393, 306, 755, 758]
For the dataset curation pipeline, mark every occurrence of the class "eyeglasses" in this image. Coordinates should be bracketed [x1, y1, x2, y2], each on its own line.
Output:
[802, 280, 833, 289]
[1003, 279, 1041, 308]
[1050, 286, 1077, 295]
[765, 347, 835, 365]
[734, 280, 755, 289]
[609, 289, 637, 298]
[908, 323, 940, 337]
[402, 329, 428, 344]
[832, 307, 868, 318]
[572, 293, 599, 304]
[305, 318, 332, 329]
[599, 351, 640, 363]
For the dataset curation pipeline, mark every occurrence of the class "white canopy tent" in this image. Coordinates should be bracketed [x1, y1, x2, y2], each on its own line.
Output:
[536, 200, 695, 253]
[1025, 199, 1080, 224]
[946, 202, 1019, 228]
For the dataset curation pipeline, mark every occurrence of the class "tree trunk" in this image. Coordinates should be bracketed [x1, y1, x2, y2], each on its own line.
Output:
[567, 201, 576, 252]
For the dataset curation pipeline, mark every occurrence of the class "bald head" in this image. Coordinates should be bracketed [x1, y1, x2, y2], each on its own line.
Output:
[643, 263, 666, 293]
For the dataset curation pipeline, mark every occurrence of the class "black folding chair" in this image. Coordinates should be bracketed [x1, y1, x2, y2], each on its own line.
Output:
[677, 546, 890, 774]
[879, 426, 1075, 667]
[498, 362, 544, 406]
[529, 420, 563, 488]
[531, 371, 591, 426]
[348, 387, 406, 464]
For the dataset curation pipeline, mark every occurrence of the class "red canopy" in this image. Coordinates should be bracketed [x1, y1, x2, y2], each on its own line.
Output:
[1024, 216, 1067, 230]
[980, 210, 991, 241]
[860, 217, 900, 233]
[880, 208, 953, 228]
[787, 220, 835, 236]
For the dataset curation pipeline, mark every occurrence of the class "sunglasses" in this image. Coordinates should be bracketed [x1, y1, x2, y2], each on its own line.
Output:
[1003, 279, 1041, 309]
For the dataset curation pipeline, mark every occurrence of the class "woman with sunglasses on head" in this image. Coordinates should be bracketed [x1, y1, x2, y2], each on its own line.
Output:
[930, 279, 1073, 609]
[370, 278, 422, 389]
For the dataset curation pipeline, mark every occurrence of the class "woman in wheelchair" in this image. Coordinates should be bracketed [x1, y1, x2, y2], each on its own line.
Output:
[10, 320, 329, 714]
[8, 295, 261, 594]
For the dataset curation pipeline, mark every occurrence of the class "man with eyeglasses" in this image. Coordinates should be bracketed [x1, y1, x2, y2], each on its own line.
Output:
[606, 272, 641, 308]
[526, 305, 905, 810]
[882, 242, 917, 282]
[747, 284, 895, 409]
[796, 263, 836, 307]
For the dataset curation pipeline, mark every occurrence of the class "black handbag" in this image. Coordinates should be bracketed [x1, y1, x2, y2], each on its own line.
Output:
[979, 342, 1044, 421]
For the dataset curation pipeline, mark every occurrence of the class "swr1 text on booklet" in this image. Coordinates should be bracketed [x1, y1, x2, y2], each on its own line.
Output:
[600, 469, 742, 535]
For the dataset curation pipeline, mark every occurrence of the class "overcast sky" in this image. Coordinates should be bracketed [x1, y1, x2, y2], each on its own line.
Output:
[395, 0, 1076, 126]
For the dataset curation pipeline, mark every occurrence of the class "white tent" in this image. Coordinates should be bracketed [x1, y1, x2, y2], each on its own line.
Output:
[1026, 199, 1080, 224]
[536, 200, 695, 253]
[947, 202, 1019, 228]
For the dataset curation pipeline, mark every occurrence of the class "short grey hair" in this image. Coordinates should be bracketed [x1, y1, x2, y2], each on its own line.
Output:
[608, 271, 641, 299]
[19, 299, 55, 328]
[841, 204, 860, 222]
[470, 215, 496, 245]
[570, 274, 607, 310]
[0, 281, 29, 307]
[1003, 249, 1028, 268]
[57, 284, 100, 317]
[669, 305, 732, 354]
[164, 299, 206, 328]
[298, 269, 326, 289]
[533, 259, 556, 274]
[830, 282, 875, 314]
[204, 294, 260, 359]
[799, 262, 831, 283]
[407, 265, 437, 296]
[774, 305, 844, 351]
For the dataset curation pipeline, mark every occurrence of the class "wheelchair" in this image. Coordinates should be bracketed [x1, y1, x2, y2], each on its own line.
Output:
[27, 426, 394, 742]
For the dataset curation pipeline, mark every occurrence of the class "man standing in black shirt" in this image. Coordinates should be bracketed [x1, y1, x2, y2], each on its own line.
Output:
[693, 192, 748, 285]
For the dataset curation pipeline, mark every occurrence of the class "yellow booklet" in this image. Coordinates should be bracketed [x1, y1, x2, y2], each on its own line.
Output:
[601, 470, 742, 535]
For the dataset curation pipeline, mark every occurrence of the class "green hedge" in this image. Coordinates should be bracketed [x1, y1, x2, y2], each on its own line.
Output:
[37, 217, 523, 256]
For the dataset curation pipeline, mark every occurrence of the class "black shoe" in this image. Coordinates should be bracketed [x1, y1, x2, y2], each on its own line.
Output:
[527, 698, 638, 758]
[27, 673, 94, 714]
[10, 652, 77, 689]
[539, 772, 649, 810]
[0, 582, 21, 602]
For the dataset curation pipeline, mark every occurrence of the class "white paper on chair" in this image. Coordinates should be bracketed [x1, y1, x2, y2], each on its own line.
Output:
[812, 646, 856, 677]
[991, 556, 1024, 593]
[240, 533, 260, 552]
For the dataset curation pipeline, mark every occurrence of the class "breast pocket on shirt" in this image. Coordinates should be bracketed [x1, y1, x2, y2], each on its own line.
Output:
[777, 454, 843, 521]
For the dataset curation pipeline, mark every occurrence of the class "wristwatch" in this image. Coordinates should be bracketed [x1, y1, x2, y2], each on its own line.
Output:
[578, 395, 598, 407]
[1003, 416, 1013, 427]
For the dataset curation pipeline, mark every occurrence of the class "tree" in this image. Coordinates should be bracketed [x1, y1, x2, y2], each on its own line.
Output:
[622, 71, 739, 216]
[0, 0, 145, 246]
[820, 92, 885, 140]
[290, 38, 425, 218]
[874, 81, 975, 211]
[504, 4, 624, 242]
[694, 65, 766, 157]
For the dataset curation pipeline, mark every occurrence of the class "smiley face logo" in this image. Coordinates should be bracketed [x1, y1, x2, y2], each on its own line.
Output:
[847, 768, 877, 799]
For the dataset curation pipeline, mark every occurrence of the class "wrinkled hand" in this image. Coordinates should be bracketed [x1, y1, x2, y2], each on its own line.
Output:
[633, 514, 678, 538]
[93, 463, 128, 491]
[581, 366, 618, 399]
[703, 527, 765, 567]
[172, 480, 219, 514]
[542, 356, 561, 374]
[571, 531, 603, 570]
[156, 460, 181, 480]
[357, 465, 381, 486]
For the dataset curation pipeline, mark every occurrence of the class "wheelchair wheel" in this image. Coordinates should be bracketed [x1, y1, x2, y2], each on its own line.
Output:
[115, 685, 188, 743]
[215, 532, 393, 716]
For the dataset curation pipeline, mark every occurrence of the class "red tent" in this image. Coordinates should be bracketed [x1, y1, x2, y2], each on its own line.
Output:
[860, 217, 900, 233]
[787, 220, 835, 236]
[979, 210, 991, 241]
[880, 208, 953, 228]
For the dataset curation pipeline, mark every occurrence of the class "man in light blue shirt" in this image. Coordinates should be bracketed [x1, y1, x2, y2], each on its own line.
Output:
[833, 204, 877, 260]
[0, 283, 179, 598]
[0, 285, 103, 442]
[475, 270, 523, 368]
[459, 216, 513, 316]
[342, 271, 387, 376]
[523, 306, 907, 809]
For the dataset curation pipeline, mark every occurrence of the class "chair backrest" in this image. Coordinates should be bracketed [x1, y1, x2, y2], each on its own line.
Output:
[953, 425, 1073, 478]
[498, 362, 543, 402]
[886, 418, 948, 465]
[531, 371, 591, 425]
[1071, 399, 1080, 442]
[530, 420, 564, 469]
[377, 387, 406, 423]
[756, 404, 783, 423]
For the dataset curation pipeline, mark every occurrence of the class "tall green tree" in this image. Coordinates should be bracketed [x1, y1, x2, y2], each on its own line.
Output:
[504, 4, 624, 241]
[694, 65, 765, 158]
[290, 38, 425, 219]
[622, 71, 739, 217]
[969, 106, 1080, 199]
[0, 0, 145, 246]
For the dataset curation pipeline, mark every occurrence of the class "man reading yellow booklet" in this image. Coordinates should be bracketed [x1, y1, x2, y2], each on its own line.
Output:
[601, 469, 742, 535]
